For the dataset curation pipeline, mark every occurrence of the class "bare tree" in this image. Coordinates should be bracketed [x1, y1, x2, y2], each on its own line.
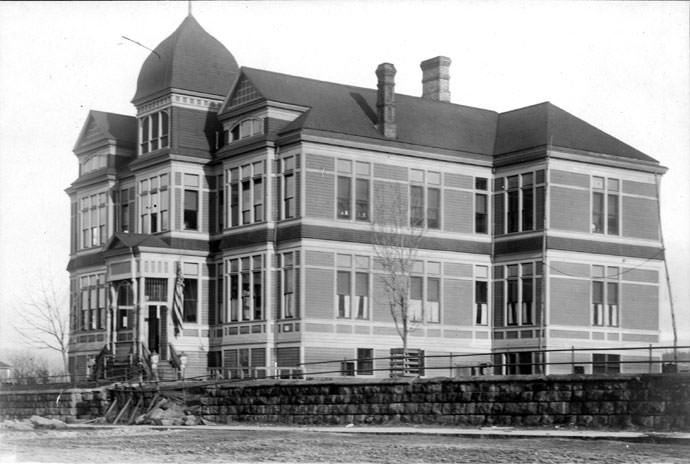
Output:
[14, 278, 70, 375]
[7, 352, 50, 384]
[372, 182, 425, 371]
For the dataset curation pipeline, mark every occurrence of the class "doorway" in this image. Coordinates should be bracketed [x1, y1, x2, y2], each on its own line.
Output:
[147, 305, 168, 360]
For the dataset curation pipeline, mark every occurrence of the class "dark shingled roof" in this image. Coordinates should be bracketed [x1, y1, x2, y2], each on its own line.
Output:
[108, 233, 169, 250]
[73, 110, 137, 152]
[132, 15, 239, 104]
[242, 67, 498, 156]
[237, 68, 657, 164]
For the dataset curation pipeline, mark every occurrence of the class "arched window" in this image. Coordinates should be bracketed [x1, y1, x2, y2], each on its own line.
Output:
[139, 109, 170, 154]
[228, 118, 263, 142]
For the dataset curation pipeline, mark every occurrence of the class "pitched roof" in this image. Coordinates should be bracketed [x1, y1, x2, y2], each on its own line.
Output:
[241, 67, 498, 157]
[73, 110, 137, 152]
[0, 361, 11, 369]
[236, 68, 658, 164]
[132, 15, 239, 104]
[107, 233, 169, 251]
[495, 102, 656, 162]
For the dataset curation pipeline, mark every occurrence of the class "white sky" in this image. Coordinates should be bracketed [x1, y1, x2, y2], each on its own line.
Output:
[0, 0, 688, 355]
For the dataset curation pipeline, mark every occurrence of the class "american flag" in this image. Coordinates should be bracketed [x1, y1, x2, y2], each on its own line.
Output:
[172, 261, 185, 336]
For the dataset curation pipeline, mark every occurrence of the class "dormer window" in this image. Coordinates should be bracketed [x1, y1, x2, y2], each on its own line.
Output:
[79, 154, 107, 176]
[139, 110, 170, 154]
[227, 118, 263, 143]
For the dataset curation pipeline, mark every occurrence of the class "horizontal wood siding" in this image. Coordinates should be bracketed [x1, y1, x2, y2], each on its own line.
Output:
[621, 283, 659, 330]
[443, 262, 473, 278]
[493, 280, 504, 327]
[550, 169, 589, 188]
[201, 279, 209, 325]
[372, 274, 391, 323]
[374, 163, 407, 181]
[550, 261, 590, 278]
[444, 173, 473, 189]
[305, 171, 335, 219]
[550, 186, 589, 232]
[493, 193, 504, 236]
[443, 189, 472, 233]
[549, 278, 590, 326]
[622, 196, 659, 240]
[623, 179, 657, 198]
[623, 268, 659, 283]
[304, 268, 334, 319]
[443, 278, 473, 325]
[373, 180, 408, 225]
[276, 346, 300, 367]
[171, 107, 215, 156]
[305, 250, 334, 267]
[306, 153, 335, 171]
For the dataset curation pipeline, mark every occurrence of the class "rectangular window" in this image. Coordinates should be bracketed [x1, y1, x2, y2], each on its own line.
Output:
[593, 353, 620, 374]
[337, 176, 351, 219]
[230, 183, 239, 227]
[475, 194, 488, 234]
[355, 272, 369, 319]
[337, 271, 351, 318]
[607, 194, 619, 235]
[160, 190, 169, 231]
[409, 276, 423, 321]
[253, 178, 263, 222]
[410, 186, 424, 227]
[121, 191, 130, 233]
[522, 176, 534, 231]
[507, 188, 519, 233]
[427, 188, 440, 229]
[230, 274, 239, 321]
[592, 281, 604, 326]
[356, 348, 373, 375]
[607, 282, 618, 327]
[475, 281, 488, 325]
[355, 178, 369, 221]
[183, 278, 198, 323]
[426, 277, 440, 322]
[253, 270, 262, 320]
[507, 277, 518, 325]
[284, 173, 295, 219]
[241, 181, 251, 224]
[283, 267, 294, 318]
[592, 191, 604, 234]
[184, 190, 198, 230]
[521, 277, 533, 325]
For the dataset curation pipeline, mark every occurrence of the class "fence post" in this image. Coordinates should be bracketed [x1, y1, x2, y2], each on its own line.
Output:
[570, 346, 575, 373]
[648, 344, 653, 373]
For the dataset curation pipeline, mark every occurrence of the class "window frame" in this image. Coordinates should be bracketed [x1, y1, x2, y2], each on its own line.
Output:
[139, 109, 170, 155]
[591, 176, 620, 235]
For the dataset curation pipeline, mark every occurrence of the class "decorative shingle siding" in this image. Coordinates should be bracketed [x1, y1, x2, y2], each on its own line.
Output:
[550, 169, 589, 188]
[623, 179, 657, 198]
[443, 262, 473, 278]
[295, 171, 301, 217]
[171, 107, 216, 156]
[443, 189, 473, 233]
[305, 250, 334, 267]
[621, 283, 659, 330]
[550, 261, 590, 278]
[306, 153, 335, 172]
[304, 268, 334, 319]
[549, 278, 590, 326]
[623, 268, 659, 283]
[374, 163, 407, 181]
[622, 196, 659, 240]
[372, 274, 391, 323]
[444, 173, 473, 190]
[305, 171, 335, 219]
[442, 278, 473, 325]
[550, 186, 589, 232]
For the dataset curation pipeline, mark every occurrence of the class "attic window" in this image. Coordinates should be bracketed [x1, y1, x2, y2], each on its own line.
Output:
[228, 118, 263, 143]
[79, 154, 107, 175]
[140, 110, 170, 154]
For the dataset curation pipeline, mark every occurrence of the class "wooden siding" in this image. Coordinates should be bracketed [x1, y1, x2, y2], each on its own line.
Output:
[443, 262, 473, 278]
[442, 278, 473, 325]
[306, 153, 335, 172]
[373, 180, 408, 225]
[493, 193, 504, 236]
[443, 189, 473, 233]
[623, 179, 657, 198]
[622, 268, 659, 283]
[444, 172, 473, 190]
[622, 196, 659, 240]
[621, 283, 659, 330]
[276, 346, 300, 367]
[305, 171, 335, 219]
[550, 261, 590, 278]
[550, 169, 589, 188]
[550, 186, 589, 232]
[374, 163, 407, 181]
[549, 278, 590, 326]
[304, 268, 334, 318]
[493, 280, 504, 327]
[171, 106, 216, 157]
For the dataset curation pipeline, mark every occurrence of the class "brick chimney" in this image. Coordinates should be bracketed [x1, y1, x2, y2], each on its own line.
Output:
[376, 63, 397, 138]
[420, 56, 451, 102]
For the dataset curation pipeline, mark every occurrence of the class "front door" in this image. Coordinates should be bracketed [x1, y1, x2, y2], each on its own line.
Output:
[147, 305, 160, 356]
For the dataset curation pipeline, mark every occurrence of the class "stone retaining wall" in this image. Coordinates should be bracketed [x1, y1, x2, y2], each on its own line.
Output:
[201, 374, 690, 430]
[0, 386, 108, 421]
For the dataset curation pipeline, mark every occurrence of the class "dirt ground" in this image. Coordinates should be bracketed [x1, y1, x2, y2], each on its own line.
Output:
[1, 427, 688, 464]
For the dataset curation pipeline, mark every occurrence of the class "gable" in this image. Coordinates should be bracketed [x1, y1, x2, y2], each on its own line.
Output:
[73, 111, 137, 154]
[73, 114, 109, 153]
[223, 74, 264, 112]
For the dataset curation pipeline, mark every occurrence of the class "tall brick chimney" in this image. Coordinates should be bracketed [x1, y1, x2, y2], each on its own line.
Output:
[376, 63, 397, 138]
[420, 56, 451, 102]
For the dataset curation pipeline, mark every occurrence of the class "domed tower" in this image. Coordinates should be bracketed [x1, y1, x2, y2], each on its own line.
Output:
[132, 14, 239, 158]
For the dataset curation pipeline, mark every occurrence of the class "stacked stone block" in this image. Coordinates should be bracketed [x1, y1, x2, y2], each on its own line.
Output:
[201, 374, 690, 430]
[0, 387, 107, 421]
